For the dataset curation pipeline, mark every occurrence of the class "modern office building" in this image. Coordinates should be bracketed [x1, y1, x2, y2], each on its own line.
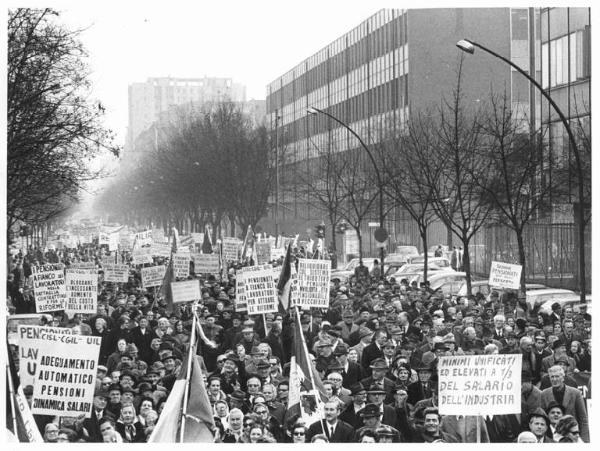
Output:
[265, 8, 517, 247]
[264, 7, 590, 284]
[126, 77, 247, 153]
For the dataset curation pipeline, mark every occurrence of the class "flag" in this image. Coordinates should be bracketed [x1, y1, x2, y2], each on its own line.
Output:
[6, 346, 44, 442]
[158, 227, 178, 314]
[286, 307, 326, 427]
[202, 226, 212, 254]
[240, 225, 254, 260]
[148, 318, 214, 442]
[277, 244, 294, 311]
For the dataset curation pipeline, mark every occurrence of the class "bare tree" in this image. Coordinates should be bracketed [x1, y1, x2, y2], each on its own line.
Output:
[7, 8, 118, 229]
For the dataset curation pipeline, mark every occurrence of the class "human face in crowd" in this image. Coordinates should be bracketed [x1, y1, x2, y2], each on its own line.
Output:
[529, 417, 547, 438]
[117, 339, 127, 352]
[394, 389, 408, 407]
[111, 371, 121, 383]
[570, 341, 581, 355]
[109, 388, 121, 404]
[553, 323, 563, 335]
[120, 374, 134, 388]
[277, 384, 289, 402]
[383, 343, 395, 358]
[163, 357, 176, 372]
[93, 394, 108, 410]
[229, 411, 243, 431]
[121, 405, 136, 424]
[372, 367, 387, 381]
[258, 343, 270, 358]
[292, 427, 306, 443]
[323, 401, 339, 423]
[348, 349, 359, 364]
[121, 391, 135, 404]
[146, 311, 155, 322]
[563, 307, 574, 319]
[549, 367, 565, 388]
[368, 391, 386, 406]
[247, 378, 261, 395]
[322, 382, 334, 398]
[327, 373, 343, 391]
[493, 316, 505, 329]
[100, 421, 116, 441]
[534, 337, 546, 351]
[375, 331, 387, 347]
[397, 367, 410, 382]
[95, 319, 105, 332]
[140, 399, 153, 416]
[263, 384, 276, 402]
[215, 401, 228, 417]
[223, 359, 236, 374]
[547, 406, 563, 426]
[423, 413, 440, 435]
[254, 405, 269, 420]
[242, 330, 254, 341]
[563, 321, 574, 335]
[139, 318, 148, 329]
[249, 426, 263, 443]
[209, 379, 221, 394]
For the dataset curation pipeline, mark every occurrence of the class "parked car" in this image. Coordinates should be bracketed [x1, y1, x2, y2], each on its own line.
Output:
[456, 280, 492, 297]
[525, 288, 577, 313]
[331, 257, 377, 282]
[428, 271, 469, 292]
[538, 295, 591, 315]
[392, 246, 420, 263]
[406, 256, 452, 269]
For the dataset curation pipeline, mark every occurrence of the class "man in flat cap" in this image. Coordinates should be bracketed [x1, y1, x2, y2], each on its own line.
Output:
[360, 358, 395, 405]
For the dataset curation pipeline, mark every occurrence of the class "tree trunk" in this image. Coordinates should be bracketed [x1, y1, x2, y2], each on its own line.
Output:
[516, 227, 527, 295]
[421, 227, 429, 282]
[329, 224, 338, 269]
[462, 235, 472, 295]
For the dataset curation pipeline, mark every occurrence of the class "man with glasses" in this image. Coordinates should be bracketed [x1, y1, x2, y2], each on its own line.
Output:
[253, 402, 283, 441]
[326, 372, 351, 406]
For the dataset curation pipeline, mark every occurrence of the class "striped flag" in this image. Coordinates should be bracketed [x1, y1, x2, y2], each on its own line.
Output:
[148, 314, 215, 442]
[277, 244, 294, 311]
[6, 346, 44, 442]
[286, 307, 325, 427]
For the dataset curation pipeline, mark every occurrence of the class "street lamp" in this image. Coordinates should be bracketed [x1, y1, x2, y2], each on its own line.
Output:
[457, 38, 587, 302]
[307, 106, 387, 278]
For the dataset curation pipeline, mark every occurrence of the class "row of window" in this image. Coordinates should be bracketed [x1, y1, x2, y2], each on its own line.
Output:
[541, 27, 590, 89]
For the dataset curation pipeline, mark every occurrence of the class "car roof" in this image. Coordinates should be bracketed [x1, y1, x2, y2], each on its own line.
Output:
[526, 288, 575, 296]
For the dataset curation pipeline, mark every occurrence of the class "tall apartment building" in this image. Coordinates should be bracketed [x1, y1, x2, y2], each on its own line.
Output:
[126, 77, 247, 152]
[265, 8, 518, 243]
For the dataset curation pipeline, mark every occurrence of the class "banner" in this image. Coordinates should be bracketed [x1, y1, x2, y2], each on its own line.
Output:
[32, 264, 66, 312]
[271, 247, 286, 261]
[65, 269, 98, 316]
[19, 326, 101, 418]
[135, 230, 153, 246]
[244, 267, 279, 315]
[152, 242, 172, 258]
[235, 264, 271, 312]
[98, 232, 110, 245]
[190, 233, 204, 246]
[119, 229, 133, 250]
[141, 265, 167, 288]
[256, 242, 272, 265]
[438, 354, 521, 415]
[131, 245, 153, 265]
[173, 252, 191, 278]
[70, 262, 96, 270]
[488, 261, 522, 290]
[18, 325, 72, 387]
[103, 264, 130, 283]
[152, 228, 166, 244]
[171, 280, 201, 303]
[193, 253, 220, 275]
[222, 237, 241, 262]
[296, 259, 331, 308]
[108, 233, 119, 251]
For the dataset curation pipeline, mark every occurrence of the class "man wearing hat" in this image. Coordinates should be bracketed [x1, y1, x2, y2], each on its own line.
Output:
[529, 332, 552, 384]
[527, 408, 554, 442]
[337, 309, 359, 342]
[541, 365, 589, 442]
[406, 354, 436, 407]
[520, 368, 542, 430]
[360, 358, 395, 405]
[339, 383, 368, 428]
[350, 326, 373, 361]
[82, 388, 111, 442]
[354, 403, 401, 442]
[365, 384, 397, 427]
[333, 343, 362, 388]
[541, 339, 577, 378]
[361, 329, 387, 375]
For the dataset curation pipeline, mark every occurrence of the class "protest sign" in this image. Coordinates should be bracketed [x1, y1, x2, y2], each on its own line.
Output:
[190, 233, 204, 246]
[488, 261, 523, 290]
[69, 262, 96, 270]
[19, 326, 101, 418]
[256, 242, 272, 265]
[141, 265, 167, 288]
[438, 354, 522, 416]
[152, 228, 166, 244]
[244, 267, 278, 314]
[270, 246, 285, 261]
[171, 280, 201, 303]
[135, 230, 153, 246]
[193, 253, 220, 275]
[103, 264, 130, 283]
[152, 242, 172, 258]
[98, 232, 110, 245]
[108, 233, 119, 251]
[131, 245, 153, 265]
[235, 264, 271, 312]
[119, 229, 133, 250]
[18, 325, 72, 387]
[65, 269, 98, 316]
[173, 252, 190, 278]
[296, 259, 331, 308]
[222, 237, 241, 262]
[32, 264, 66, 312]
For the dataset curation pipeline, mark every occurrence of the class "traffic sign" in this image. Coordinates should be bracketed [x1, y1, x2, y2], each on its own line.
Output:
[374, 227, 388, 243]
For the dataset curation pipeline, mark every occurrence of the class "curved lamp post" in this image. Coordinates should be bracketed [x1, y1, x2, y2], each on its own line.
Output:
[457, 38, 587, 302]
[307, 106, 386, 278]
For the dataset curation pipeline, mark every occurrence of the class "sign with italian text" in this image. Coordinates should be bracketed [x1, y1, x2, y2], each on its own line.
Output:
[135, 230, 153, 247]
[438, 354, 521, 415]
[141, 265, 167, 288]
[222, 237, 241, 262]
[488, 261, 522, 290]
[32, 264, 66, 312]
[102, 264, 130, 283]
[64, 269, 98, 316]
[171, 280, 201, 303]
[235, 264, 272, 312]
[244, 268, 279, 314]
[296, 259, 331, 308]
[20, 326, 101, 418]
[256, 242, 272, 265]
[172, 252, 190, 278]
[193, 253, 220, 275]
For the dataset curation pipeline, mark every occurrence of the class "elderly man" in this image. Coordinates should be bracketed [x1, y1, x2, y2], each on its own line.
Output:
[541, 365, 589, 442]
[541, 340, 577, 378]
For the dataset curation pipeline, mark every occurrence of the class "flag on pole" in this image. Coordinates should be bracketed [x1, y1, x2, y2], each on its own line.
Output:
[277, 244, 294, 311]
[148, 315, 215, 442]
[202, 226, 212, 254]
[6, 346, 44, 442]
[240, 225, 254, 261]
[158, 227, 178, 314]
[285, 307, 326, 427]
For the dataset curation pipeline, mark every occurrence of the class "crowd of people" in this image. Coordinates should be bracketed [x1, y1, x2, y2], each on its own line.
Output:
[6, 238, 592, 443]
